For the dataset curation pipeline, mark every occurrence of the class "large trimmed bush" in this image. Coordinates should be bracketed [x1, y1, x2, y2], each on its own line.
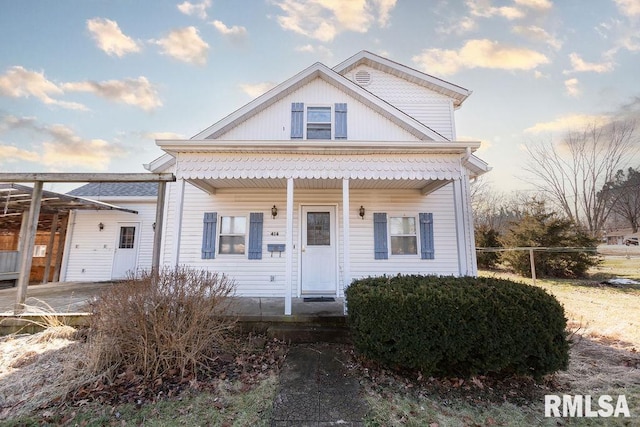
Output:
[345, 275, 568, 378]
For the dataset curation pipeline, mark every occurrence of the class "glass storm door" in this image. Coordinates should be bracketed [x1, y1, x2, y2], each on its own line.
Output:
[301, 206, 337, 295]
[111, 223, 139, 279]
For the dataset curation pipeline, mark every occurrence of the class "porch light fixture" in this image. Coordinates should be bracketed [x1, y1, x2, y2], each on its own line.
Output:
[98, 222, 104, 231]
[359, 206, 365, 219]
[271, 205, 278, 219]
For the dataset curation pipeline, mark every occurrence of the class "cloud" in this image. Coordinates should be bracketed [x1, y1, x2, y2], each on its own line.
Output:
[614, 0, 640, 17]
[512, 25, 562, 49]
[86, 18, 141, 57]
[177, 0, 211, 19]
[0, 144, 40, 162]
[63, 76, 162, 111]
[239, 82, 277, 98]
[565, 52, 614, 73]
[513, 0, 552, 11]
[211, 20, 248, 43]
[467, 1, 524, 20]
[272, 0, 398, 42]
[564, 78, 580, 97]
[524, 113, 610, 133]
[143, 131, 186, 140]
[0, 116, 124, 170]
[153, 27, 209, 65]
[0, 66, 87, 110]
[412, 39, 549, 75]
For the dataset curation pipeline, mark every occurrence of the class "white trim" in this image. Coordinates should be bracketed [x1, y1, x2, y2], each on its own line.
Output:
[452, 178, 468, 276]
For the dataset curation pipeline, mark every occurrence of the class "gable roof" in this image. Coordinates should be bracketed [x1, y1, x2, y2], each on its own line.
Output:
[68, 182, 158, 198]
[333, 50, 471, 109]
[190, 59, 449, 141]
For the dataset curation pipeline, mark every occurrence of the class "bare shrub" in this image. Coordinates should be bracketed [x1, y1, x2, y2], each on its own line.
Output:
[86, 267, 237, 381]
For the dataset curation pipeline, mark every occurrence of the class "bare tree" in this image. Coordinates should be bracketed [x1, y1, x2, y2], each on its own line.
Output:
[524, 119, 638, 236]
[603, 167, 640, 233]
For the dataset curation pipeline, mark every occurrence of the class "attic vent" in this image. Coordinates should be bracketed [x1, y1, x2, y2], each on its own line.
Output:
[354, 70, 371, 86]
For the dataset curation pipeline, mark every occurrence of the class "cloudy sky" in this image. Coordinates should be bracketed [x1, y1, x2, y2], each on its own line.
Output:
[1, 0, 639, 192]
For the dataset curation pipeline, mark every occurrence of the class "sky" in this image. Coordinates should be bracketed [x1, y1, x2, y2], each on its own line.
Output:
[1, 0, 639, 193]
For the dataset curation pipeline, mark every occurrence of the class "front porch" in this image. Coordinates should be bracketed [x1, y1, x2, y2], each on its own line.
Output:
[0, 281, 349, 341]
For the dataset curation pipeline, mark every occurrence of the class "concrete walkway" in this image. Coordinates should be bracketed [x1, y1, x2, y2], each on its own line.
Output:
[271, 343, 369, 426]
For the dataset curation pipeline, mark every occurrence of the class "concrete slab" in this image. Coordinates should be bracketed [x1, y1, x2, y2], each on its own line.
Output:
[270, 343, 369, 425]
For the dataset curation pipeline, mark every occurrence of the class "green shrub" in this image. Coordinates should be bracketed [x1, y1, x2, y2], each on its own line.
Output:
[345, 275, 568, 379]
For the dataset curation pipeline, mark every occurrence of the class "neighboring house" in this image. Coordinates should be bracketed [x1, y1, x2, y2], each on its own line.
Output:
[61, 183, 159, 281]
[605, 229, 640, 245]
[148, 51, 490, 311]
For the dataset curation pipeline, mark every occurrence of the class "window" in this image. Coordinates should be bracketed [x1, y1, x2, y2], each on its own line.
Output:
[33, 245, 47, 257]
[119, 226, 136, 249]
[389, 217, 417, 255]
[306, 212, 331, 246]
[306, 106, 331, 139]
[219, 216, 246, 255]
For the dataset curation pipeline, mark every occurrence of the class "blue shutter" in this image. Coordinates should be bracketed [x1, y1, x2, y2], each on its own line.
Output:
[202, 212, 217, 259]
[335, 103, 347, 139]
[248, 212, 263, 260]
[291, 102, 304, 139]
[373, 213, 388, 260]
[419, 213, 434, 260]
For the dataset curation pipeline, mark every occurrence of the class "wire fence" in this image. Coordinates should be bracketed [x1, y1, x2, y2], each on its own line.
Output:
[475, 246, 599, 285]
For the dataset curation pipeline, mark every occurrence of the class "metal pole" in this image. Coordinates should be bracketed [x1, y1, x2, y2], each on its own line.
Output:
[529, 248, 537, 286]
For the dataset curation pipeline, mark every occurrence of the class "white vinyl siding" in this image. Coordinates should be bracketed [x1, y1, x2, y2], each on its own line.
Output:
[216, 79, 419, 141]
[160, 183, 459, 297]
[348, 65, 455, 140]
[62, 201, 157, 281]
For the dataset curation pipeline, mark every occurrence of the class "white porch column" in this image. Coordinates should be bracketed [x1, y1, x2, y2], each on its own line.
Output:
[285, 178, 294, 315]
[452, 178, 468, 276]
[152, 181, 167, 273]
[171, 179, 186, 267]
[452, 171, 477, 276]
[342, 179, 350, 314]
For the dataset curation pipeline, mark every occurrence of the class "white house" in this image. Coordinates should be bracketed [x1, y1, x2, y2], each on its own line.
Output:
[61, 182, 159, 281]
[150, 51, 490, 314]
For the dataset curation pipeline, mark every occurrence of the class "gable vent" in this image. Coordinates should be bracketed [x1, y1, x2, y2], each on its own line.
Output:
[354, 70, 371, 86]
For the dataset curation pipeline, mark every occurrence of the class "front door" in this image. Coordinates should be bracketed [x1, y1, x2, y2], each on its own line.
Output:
[301, 206, 337, 295]
[112, 223, 139, 279]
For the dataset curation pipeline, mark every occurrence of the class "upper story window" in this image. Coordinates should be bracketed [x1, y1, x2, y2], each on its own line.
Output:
[307, 107, 331, 139]
[291, 102, 347, 140]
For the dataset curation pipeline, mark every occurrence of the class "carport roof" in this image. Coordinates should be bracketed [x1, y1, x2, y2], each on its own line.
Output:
[0, 183, 137, 231]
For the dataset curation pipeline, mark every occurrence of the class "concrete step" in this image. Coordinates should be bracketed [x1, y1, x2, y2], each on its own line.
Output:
[266, 324, 351, 344]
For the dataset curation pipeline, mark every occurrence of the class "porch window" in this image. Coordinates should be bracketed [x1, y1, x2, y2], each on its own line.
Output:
[389, 217, 417, 255]
[219, 216, 246, 255]
[307, 107, 331, 139]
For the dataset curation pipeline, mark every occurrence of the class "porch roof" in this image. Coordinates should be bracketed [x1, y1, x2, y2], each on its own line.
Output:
[158, 140, 488, 194]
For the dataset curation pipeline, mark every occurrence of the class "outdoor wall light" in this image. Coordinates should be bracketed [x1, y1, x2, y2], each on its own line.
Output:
[271, 205, 278, 219]
[98, 222, 104, 231]
[152, 222, 157, 231]
[359, 205, 365, 219]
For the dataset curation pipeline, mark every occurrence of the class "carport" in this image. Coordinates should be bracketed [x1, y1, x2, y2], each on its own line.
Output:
[0, 173, 175, 314]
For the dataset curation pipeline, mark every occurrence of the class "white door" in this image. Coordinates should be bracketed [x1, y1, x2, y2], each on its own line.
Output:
[112, 223, 139, 279]
[301, 206, 337, 295]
